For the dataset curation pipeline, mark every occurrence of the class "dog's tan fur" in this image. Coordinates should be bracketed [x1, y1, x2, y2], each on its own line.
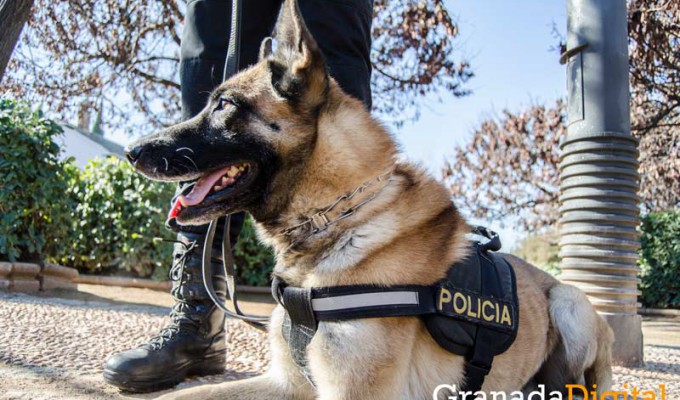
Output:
[154, 1, 613, 398]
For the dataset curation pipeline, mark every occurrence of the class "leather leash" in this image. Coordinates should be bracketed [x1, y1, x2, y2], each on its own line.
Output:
[202, 216, 269, 330]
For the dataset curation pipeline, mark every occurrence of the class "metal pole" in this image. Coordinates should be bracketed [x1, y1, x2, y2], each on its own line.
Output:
[560, 0, 643, 366]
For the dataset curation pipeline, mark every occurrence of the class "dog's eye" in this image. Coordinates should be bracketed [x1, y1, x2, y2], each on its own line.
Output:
[215, 97, 237, 112]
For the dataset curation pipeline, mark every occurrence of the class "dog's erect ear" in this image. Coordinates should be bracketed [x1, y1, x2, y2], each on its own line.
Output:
[267, 0, 328, 108]
[259, 37, 273, 61]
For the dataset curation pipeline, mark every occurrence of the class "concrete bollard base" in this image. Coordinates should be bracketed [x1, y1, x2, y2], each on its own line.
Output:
[605, 313, 644, 367]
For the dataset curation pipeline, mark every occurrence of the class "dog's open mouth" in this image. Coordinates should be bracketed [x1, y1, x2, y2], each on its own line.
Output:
[168, 161, 256, 219]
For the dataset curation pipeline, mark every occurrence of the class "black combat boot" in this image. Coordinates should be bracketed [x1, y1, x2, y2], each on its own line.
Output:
[103, 230, 228, 393]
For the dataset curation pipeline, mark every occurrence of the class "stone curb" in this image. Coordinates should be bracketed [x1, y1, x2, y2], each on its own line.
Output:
[0, 261, 41, 292]
[74, 274, 171, 290]
[74, 274, 272, 294]
[40, 263, 79, 291]
[0, 262, 80, 293]
[638, 307, 680, 317]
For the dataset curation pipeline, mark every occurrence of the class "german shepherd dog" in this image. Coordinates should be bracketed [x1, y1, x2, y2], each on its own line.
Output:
[126, 1, 613, 398]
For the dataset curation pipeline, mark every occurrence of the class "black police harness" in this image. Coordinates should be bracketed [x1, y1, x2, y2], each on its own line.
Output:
[272, 227, 518, 392]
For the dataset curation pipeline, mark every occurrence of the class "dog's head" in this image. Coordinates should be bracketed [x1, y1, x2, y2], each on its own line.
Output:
[125, 0, 330, 225]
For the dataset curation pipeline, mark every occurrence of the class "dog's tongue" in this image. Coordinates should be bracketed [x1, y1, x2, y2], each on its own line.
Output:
[178, 166, 232, 207]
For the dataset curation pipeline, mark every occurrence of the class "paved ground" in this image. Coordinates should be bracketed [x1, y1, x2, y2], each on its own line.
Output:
[0, 285, 677, 399]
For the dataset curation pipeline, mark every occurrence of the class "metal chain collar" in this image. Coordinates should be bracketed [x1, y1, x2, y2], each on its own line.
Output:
[280, 169, 394, 238]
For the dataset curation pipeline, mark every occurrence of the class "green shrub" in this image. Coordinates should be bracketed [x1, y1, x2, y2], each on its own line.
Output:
[0, 100, 76, 262]
[233, 215, 275, 286]
[639, 211, 680, 309]
[60, 157, 176, 277]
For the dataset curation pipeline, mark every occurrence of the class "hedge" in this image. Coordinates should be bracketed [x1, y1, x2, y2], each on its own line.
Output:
[0, 100, 75, 262]
[639, 211, 680, 309]
[59, 157, 176, 278]
[232, 215, 276, 286]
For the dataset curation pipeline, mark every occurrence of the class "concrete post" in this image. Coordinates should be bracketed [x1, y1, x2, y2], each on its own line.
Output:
[559, 0, 643, 366]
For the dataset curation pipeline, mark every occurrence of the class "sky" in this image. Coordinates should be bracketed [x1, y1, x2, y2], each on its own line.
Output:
[397, 0, 566, 168]
[107, 0, 568, 250]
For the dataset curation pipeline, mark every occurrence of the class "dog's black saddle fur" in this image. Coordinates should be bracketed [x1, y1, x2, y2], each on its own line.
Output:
[271, 228, 519, 393]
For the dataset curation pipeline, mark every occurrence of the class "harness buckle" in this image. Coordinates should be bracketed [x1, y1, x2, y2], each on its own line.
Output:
[310, 212, 331, 233]
[472, 226, 502, 252]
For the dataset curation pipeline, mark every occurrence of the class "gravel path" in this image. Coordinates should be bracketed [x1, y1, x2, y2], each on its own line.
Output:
[0, 290, 677, 399]
[0, 291, 269, 400]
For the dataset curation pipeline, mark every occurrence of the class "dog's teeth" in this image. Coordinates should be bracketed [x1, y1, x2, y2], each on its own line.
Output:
[214, 185, 224, 192]
[227, 166, 239, 177]
[221, 176, 229, 185]
[179, 198, 188, 207]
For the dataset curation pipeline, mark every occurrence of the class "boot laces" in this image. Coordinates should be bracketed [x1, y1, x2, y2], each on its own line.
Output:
[145, 240, 200, 350]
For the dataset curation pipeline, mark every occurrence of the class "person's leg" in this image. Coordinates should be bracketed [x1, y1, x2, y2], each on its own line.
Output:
[179, 0, 373, 114]
[180, 0, 282, 119]
[103, 0, 280, 393]
[300, 0, 373, 108]
[177, 0, 372, 116]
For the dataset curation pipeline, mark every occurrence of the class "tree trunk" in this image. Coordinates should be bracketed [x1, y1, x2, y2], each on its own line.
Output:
[0, 0, 34, 83]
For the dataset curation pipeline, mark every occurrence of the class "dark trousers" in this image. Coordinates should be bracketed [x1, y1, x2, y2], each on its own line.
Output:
[171, 0, 373, 237]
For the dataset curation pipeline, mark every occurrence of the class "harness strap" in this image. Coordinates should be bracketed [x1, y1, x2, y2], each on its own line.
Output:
[464, 327, 495, 393]
[471, 225, 501, 252]
[279, 284, 317, 385]
[273, 279, 438, 321]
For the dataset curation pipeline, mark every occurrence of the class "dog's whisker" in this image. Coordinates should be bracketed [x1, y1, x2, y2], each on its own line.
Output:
[176, 161, 194, 174]
[182, 155, 199, 171]
[176, 147, 194, 154]
[162, 157, 169, 172]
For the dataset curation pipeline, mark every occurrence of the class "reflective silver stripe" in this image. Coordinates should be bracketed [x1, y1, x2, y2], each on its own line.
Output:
[311, 291, 419, 312]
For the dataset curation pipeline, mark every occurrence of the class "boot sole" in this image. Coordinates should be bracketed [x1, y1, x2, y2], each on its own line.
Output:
[103, 353, 226, 393]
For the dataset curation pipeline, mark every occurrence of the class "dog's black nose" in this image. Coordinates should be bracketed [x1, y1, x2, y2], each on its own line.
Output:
[125, 145, 143, 165]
